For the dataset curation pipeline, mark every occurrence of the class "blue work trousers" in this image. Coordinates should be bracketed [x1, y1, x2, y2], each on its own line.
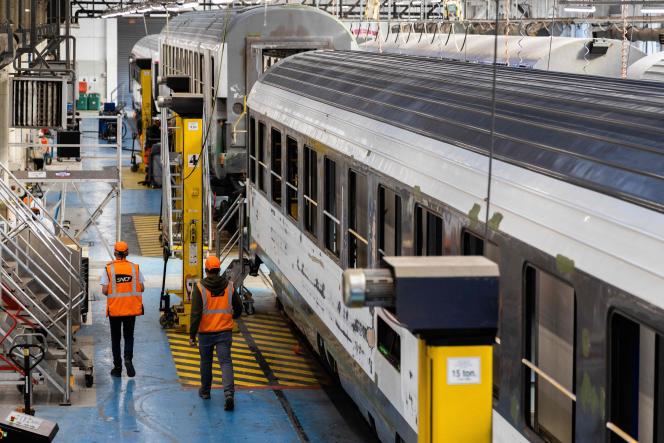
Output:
[198, 330, 234, 397]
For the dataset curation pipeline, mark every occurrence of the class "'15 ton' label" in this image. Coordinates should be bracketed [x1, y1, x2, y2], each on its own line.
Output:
[447, 357, 481, 385]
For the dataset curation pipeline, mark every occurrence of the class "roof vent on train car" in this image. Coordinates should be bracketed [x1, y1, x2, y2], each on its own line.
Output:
[587, 38, 610, 55]
[10, 76, 67, 129]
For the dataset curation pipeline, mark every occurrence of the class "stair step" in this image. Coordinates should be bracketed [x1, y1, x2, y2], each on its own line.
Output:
[46, 348, 66, 360]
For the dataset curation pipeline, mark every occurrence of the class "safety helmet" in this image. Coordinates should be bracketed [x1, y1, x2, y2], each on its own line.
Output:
[205, 256, 221, 271]
[114, 241, 129, 254]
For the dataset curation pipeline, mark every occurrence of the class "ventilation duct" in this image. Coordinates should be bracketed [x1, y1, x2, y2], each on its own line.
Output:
[11, 76, 67, 129]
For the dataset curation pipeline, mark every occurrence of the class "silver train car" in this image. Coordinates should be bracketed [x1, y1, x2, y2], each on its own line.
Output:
[360, 34, 646, 78]
[129, 33, 160, 109]
[245, 51, 664, 442]
[158, 6, 355, 182]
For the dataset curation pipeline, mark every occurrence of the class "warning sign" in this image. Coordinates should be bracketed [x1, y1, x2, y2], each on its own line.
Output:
[188, 154, 199, 168]
[447, 357, 481, 385]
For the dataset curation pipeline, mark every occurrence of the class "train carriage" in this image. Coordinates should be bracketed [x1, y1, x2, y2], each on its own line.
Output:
[245, 50, 664, 443]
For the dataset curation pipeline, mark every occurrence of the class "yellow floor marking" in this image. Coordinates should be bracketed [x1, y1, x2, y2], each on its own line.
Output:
[244, 332, 299, 345]
[272, 371, 320, 384]
[251, 339, 299, 353]
[171, 351, 259, 366]
[244, 324, 295, 336]
[168, 343, 253, 356]
[267, 364, 319, 378]
[264, 357, 322, 372]
[173, 354, 261, 368]
[132, 215, 162, 257]
[175, 365, 269, 382]
[259, 350, 311, 363]
[243, 317, 289, 328]
[174, 358, 265, 373]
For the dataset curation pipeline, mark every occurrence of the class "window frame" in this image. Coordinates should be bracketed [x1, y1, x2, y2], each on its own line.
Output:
[348, 169, 369, 269]
[257, 121, 267, 194]
[303, 145, 318, 239]
[414, 204, 444, 256]
[323, 156, 341, 258]
[523, 263, 577, 443]
[607, 309, 664, 443]
[377, 184, 402, 260]
[270, 127, 283, 206]
[248, 116, 256, 184]
[285, 135, 299, 222]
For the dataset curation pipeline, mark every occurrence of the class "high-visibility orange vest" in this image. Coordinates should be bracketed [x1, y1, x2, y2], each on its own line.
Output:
[197, 282, 233, 332]
[105, 260, 143, 317]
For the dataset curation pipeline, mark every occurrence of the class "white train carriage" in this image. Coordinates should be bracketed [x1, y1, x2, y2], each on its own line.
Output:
[245, 50, 664, 442]
[158, 6, 355, 181]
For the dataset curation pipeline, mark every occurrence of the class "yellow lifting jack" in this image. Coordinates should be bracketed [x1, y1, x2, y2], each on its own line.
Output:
[343, 256, 499, 442]
[157, 92, 205, 332]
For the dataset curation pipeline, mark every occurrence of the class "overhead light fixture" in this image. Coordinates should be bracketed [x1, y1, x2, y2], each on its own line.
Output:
[641, 7, 664, 13]
[564, 5, 596, 12]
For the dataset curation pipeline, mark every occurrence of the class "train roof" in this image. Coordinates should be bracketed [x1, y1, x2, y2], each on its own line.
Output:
[162, 5, 347, 48]
[258, 50, 664, 213]
[131, 34, 159, 60]
[360, 35, 645, 78]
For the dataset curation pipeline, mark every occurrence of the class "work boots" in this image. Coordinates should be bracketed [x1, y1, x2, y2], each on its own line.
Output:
[110, 366, 122, 377]
[224, 396, 234, 411]
[125, 360, 136, 378]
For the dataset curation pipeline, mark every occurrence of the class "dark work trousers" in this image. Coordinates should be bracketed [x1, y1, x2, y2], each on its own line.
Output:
[109, 316, 136, 367]
[198, 330, 234, 398]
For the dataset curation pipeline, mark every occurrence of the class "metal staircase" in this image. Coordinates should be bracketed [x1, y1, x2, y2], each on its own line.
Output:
[0, 163, 92, 404]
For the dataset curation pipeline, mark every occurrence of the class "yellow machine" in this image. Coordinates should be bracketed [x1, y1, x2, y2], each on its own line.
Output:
[158, 93, 205, 332]
[138, 68, 153, 173]
[343, 256, 499, 443]
[418, 343, 493, 442]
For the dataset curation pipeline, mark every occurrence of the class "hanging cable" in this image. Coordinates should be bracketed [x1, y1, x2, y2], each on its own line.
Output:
[485, 0, 499, 238]
[546, 0, 557, 71]
[503, 0, 511, 66]
[621, 3, 628, 79]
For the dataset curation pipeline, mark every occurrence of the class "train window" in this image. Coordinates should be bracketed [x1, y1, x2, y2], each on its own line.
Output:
[524, 265, 575, 443]
[414, 205, 443, 256]
[257, 122, 267, 193]
[609, 313, 664, 443]
[286, 137, 298, 220]
[348, 169, 368, 268]
[303, 146, 317, 237]
[249, 117, 256, 183]
[270, 128, 282, 205]
[461, 230, 502, 398]
[377, 316, 401, 372]
[323, 157, 340, 257]
[378, 185, 401, 259]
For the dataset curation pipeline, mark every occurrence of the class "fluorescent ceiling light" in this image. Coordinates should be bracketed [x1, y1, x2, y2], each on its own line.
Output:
[641, 7, 664, 13]
[564, 5, 596, 12]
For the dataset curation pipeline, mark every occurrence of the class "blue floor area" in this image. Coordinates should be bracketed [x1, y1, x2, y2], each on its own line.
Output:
[31, 125, 373, 442]
[38, 289, 370, 443]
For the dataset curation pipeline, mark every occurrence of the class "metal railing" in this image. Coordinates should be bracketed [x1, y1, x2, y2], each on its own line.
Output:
[0, 165, 83, 403]
[215, 193, 245, 264]
[606, 422, 638, 443]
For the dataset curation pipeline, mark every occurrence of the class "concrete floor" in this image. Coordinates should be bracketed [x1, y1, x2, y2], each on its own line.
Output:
[2, 119, 376, 442]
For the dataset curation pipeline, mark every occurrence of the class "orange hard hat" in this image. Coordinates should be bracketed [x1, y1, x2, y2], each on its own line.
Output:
[114, 241, 129, 253]
[205, 256, 221, 271]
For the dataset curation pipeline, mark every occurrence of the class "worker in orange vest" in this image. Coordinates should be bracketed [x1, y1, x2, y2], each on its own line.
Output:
[189, 256, 237, 410]
[101, 241, 145, 378]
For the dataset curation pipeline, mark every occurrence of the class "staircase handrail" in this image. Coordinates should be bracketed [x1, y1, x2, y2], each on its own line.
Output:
[0, 236, 70, 310]
[0, 162, 80, 248]
[0, 268, 66, 349]
[0, 180, 83, 287]
[0, 215, 71, 291]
